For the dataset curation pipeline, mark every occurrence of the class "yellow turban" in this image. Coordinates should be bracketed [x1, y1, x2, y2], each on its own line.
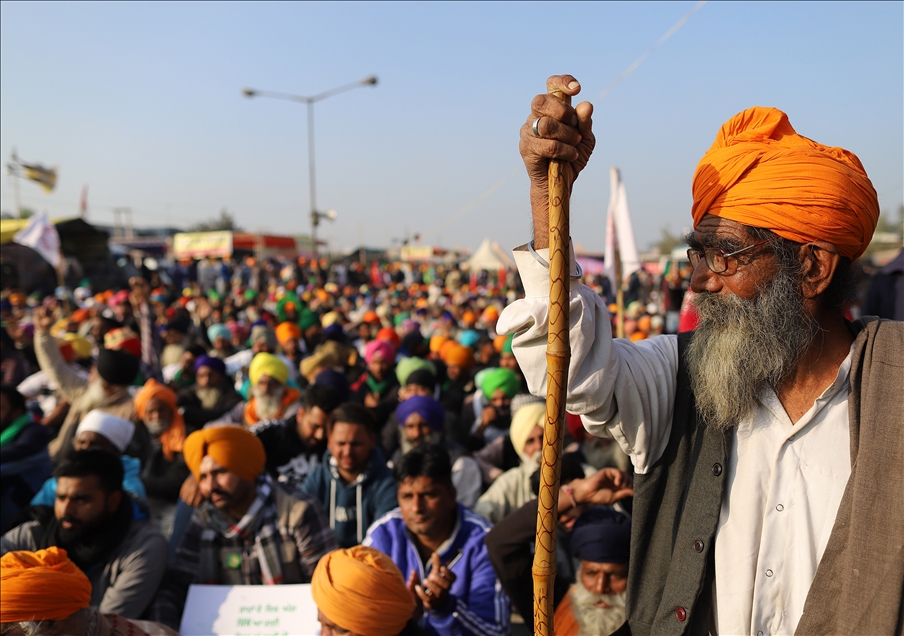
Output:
[510, 402, 545, 459]
[249, 352, 289, 386]
[0, 547, 92, 621]
[62, 333, 93, 359]
[312, 546, 416, 636]
[692, 106, 879, 260]
[183, 426, 266, 482]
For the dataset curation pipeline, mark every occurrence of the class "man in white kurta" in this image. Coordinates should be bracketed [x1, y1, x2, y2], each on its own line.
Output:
[499, 74, 891, 636]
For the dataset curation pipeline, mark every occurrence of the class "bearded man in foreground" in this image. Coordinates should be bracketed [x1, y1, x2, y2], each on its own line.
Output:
[498, 75, 903, 635]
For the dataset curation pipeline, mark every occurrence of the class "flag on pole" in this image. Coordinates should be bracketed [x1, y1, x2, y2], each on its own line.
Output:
[603, 167, 641, 293]
[13, 211, 62, 269]
[20, 162, 57, 193]
[79, 184, 89, 217]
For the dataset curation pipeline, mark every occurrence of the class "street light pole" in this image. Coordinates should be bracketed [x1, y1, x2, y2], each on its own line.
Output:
[242, 76, 378, 260]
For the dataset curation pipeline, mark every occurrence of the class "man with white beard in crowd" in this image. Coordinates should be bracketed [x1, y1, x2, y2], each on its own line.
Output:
[31, 307, 139, 465]
[177, 354, 241, 432]
[219, 352, 302, 426]
[501, 74, 903, 634]
[553, 507, 631, 636]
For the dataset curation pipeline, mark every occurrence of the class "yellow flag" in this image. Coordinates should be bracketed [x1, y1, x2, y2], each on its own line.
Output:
[21, 163, 57, 193]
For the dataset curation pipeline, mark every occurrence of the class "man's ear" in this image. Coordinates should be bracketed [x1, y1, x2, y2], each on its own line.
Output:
[106, 490, 123, 514]
[799, 242, 841, 300]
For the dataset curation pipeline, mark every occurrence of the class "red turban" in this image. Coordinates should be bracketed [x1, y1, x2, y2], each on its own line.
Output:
[183, 426, 265, 482]
[0, 547, 91, 621]
[692, 106, 879, 260]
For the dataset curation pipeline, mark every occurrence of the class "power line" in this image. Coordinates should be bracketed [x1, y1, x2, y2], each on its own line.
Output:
[596, 0, 707, 102]
[425, 0, 707, 238]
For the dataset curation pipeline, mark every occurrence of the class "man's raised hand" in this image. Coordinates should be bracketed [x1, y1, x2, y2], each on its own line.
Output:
[33, 306, 57, 333]
[519, 74, 595, 247]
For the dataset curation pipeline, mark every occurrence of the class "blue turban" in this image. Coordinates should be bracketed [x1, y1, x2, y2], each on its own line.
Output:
[570, 506, 631, 564]
[458, 329, 480, 348]
[396, 396, 445, 431]
[207, 324, 231, 344]
[314, 369, 350, 401]
[194, 354, 226, 376]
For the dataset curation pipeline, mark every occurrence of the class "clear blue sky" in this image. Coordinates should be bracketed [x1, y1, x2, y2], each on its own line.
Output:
[2, 1, 901, 254]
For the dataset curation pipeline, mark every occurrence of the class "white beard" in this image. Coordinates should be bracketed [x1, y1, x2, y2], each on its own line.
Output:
[686, 264, 817, 431]
[570, 581, 627, 636]
[399, 429, 442, 455]
[253, 385, 285, 420]
[195, 386, 223, 410]
[145, 418, 170, 436]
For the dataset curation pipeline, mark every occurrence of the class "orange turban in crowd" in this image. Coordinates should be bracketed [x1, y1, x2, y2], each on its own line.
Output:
[312, 546, 416, 636]
[1, 547, 91, 622]
[183, 426, 265, 483]
[275, 321, 302, 346]
[442, 343, 475, 370]
[134, 379, 186, 461]
[429, 334, 449, 354]
[692, 106, 879, 260]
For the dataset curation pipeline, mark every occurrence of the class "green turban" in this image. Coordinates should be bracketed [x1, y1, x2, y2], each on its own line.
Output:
[396, 357, 436, 386]
[480, 368, 520, 399]
[299, 308, 320, 331]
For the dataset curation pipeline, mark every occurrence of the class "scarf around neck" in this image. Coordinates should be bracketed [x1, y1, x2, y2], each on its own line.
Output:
[197, 474, 286, 585]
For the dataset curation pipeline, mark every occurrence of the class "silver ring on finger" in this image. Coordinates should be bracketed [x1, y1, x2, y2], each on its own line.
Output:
[424, 587, 433, 597]
[532, 117, 542, 138]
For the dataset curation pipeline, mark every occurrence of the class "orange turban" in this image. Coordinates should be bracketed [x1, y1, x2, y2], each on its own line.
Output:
[134, 379, 186, 461]
[692, 107, 879, 260]
[429, 334, 449, 354]
[442, 343, 475, 369]
[275, 321, 302, 346]
[183, 426, 265, 482]
[1, 547, 91, 621]
[312, 546, 415, 636]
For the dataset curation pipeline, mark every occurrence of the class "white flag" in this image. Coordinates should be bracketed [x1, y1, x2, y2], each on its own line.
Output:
[13, 211, 61, 269]
[603, 167, 640, 291]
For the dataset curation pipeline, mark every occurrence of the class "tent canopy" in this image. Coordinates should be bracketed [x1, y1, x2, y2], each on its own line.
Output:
[461, 238, 515, 271]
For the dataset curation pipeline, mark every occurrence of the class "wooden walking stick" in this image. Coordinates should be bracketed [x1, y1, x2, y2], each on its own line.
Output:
[532, 88, 572, 636]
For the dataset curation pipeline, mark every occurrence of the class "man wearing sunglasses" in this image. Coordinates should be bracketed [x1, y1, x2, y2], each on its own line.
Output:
[499, 75, 903, 636]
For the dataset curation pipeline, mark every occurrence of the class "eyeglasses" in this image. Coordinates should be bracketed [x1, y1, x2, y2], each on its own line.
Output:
[687, 239, 772, 274]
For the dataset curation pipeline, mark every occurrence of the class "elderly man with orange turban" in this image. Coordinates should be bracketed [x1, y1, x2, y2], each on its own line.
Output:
[134, 379, 190, 536]
[499, 75, 903, 635]
[312, 545, 418, 636]
[147, 425, 337, 629]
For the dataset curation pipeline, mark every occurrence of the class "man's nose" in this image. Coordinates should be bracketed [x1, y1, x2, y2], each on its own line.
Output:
[62, 499, 77, 518]
[589, 573, 607, 596]
[690, 258, 722, 294]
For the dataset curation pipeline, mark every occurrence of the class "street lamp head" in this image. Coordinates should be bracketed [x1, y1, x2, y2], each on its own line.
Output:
[361, 76, 378, 86]
[324, 209, 338, 221]
[242, 88, 257, 98]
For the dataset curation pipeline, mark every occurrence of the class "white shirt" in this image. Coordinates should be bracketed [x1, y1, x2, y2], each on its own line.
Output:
[498, 246, 851, 636]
